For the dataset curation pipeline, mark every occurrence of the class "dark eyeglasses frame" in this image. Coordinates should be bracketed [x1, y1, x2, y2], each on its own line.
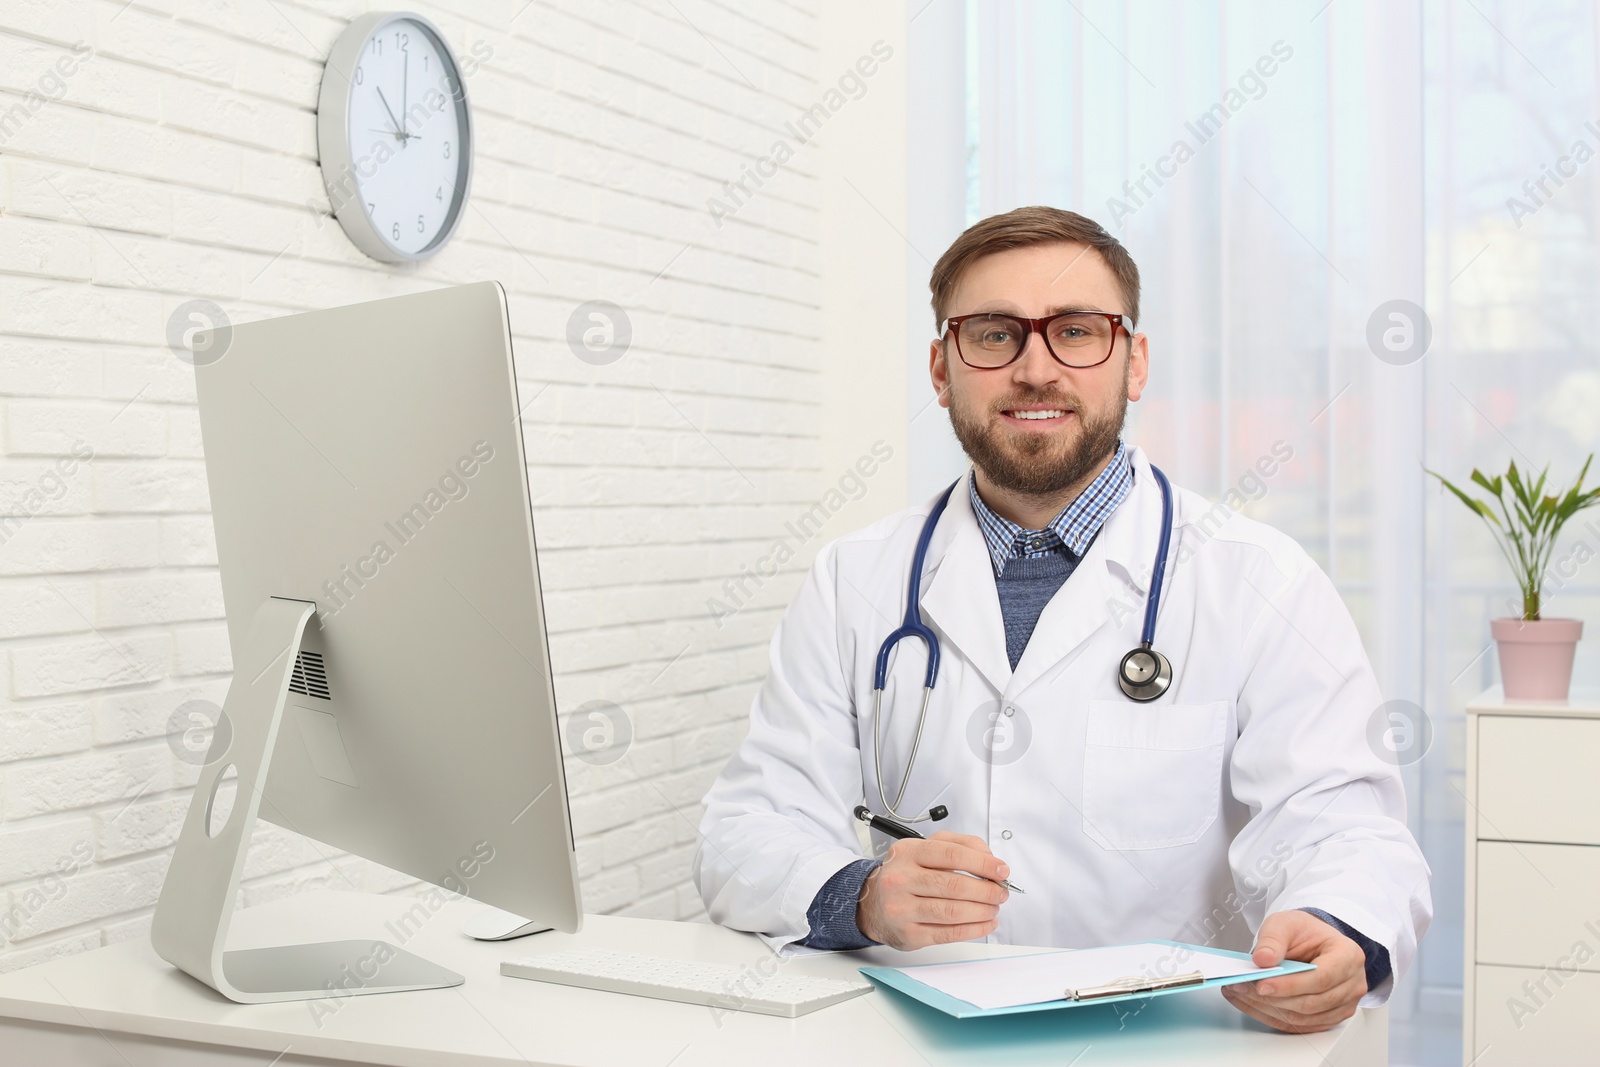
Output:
[940, 311, 1131, 370]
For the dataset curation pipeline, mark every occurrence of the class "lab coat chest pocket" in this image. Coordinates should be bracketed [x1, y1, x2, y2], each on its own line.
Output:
[1080, 699, 1229, 850]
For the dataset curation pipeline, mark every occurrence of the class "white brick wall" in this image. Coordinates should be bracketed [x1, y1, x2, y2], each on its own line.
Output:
[0, 0, 892, 971]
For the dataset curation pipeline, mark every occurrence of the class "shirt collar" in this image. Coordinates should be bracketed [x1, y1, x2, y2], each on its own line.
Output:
[967, 441, 1134, 577]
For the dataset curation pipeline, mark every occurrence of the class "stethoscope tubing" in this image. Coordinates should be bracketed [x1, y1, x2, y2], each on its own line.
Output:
[871, 480, 958, 821]
[1140, 464, 1174, 648]
[871, 482, 956, 691]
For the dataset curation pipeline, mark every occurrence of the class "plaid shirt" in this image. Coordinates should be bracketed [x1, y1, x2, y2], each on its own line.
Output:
[968, 441, 1134, 576]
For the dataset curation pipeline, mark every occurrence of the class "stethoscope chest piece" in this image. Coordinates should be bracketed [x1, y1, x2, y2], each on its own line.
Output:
[1117, 643, 1172, 702]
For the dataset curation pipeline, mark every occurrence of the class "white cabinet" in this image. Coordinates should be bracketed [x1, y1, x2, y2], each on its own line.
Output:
[1464, 687, 1600, 1067]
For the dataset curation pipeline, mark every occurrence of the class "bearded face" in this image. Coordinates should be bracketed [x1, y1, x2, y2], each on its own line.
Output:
[945, 350, 1129, 496]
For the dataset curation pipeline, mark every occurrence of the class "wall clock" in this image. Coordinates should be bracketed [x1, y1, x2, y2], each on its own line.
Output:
[317, 12, 473, 263]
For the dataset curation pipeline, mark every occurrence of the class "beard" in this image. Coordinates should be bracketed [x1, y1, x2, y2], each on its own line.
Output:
[947, 357, 1129, 497]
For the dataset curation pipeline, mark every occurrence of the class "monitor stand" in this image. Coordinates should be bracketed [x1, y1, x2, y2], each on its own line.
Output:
[461, 904, 554, 941]
[149, 597, 464, 1004]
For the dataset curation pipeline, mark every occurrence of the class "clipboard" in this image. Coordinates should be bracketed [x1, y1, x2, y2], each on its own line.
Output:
[858, 939, 1316, 1019]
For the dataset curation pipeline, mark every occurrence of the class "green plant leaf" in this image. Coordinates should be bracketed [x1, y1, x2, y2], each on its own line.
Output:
[1470, 469, 1502, 498]
[1429, 470, 1499, 524]
[1434, 453, 1599, 621]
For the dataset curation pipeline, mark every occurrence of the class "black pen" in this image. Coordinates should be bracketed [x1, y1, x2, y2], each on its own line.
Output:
[853, 805, 1026, 893]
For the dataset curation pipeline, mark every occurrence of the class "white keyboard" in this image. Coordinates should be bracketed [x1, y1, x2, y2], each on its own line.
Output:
[500, 947, 875, 1018]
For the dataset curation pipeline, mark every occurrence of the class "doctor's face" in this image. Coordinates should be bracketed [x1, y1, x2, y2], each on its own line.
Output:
[931, 242, 1149, 497]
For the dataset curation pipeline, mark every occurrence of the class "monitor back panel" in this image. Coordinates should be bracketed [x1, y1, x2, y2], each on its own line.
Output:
[194, 281, 580, 931]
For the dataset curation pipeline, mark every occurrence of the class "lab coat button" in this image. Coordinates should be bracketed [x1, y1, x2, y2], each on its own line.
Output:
[1001, 829, 1013, 840]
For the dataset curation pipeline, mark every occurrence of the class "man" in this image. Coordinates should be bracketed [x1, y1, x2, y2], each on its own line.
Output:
[692, 207, 1431, 1034]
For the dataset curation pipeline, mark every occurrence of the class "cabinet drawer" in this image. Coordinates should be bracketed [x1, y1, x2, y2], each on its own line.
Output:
[1472, 965, 1600, 1064]
[1477, 841, 1600, 969]
[1477, 716, 1600, 845]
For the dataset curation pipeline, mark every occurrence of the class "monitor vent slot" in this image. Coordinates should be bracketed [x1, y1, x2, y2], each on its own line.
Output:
[288, 651, 331, 700]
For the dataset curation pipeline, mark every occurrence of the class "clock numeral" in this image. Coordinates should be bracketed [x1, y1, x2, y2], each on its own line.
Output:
[367, 202, 375, 215]
[443, 140, 451, 159]
[372, 38, 381, 56]
[395, 31, 409, 52]
[436, 187, 443, 202]
[354, 65, 364, 85]
[393, 222, 401, 240]
[417, 214, 425, 233]
[423, 55, 429, 72]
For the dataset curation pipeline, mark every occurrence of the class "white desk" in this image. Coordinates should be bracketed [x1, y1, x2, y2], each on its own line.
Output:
[0, 890, 1384, 1066]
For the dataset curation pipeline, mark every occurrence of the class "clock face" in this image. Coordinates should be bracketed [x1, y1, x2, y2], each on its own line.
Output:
[319, 14, 472, 262]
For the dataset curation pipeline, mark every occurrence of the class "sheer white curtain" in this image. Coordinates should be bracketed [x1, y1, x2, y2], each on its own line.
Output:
[907, 0, 1600, 1019]
[1419, 0, 1600, 1011]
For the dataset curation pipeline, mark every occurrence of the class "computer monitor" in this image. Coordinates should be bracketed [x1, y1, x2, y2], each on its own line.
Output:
[150, 281, 582, 1004]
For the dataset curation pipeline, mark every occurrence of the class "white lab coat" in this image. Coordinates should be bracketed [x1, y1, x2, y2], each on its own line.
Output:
[692, 445, 1431, 1005]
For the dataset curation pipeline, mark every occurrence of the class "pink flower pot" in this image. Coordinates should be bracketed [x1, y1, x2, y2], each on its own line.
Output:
[1491, 617, 1583, 700]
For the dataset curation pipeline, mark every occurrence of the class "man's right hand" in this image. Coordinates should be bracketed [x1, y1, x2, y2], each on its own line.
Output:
[856, 831, 1010, 950]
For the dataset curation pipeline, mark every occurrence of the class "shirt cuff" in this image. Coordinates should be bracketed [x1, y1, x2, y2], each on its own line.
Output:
[1298, 906, 1392, 993]
[797, 858, 882, 950]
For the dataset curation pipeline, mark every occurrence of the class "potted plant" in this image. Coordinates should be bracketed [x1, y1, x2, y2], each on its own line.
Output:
[1429, 455, 1600, 700]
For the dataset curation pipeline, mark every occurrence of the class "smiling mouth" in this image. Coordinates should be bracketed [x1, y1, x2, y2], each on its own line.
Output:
[1001, 408, 1073, 421]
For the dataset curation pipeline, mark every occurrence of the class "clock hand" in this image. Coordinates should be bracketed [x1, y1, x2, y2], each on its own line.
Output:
[401, 49, 408, 147]
[375, 86, 405, 141]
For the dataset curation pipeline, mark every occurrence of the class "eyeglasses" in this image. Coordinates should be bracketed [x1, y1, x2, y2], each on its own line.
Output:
[941, 311, 1129, 370]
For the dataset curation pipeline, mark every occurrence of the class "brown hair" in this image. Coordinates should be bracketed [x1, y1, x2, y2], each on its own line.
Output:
[929, 206, 1141, 328]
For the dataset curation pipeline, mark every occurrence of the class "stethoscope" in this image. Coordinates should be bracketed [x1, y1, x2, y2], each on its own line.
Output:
[869, 464, 1176, 825]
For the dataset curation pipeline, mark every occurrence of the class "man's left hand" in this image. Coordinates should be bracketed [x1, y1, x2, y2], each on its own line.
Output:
[1220, 910, 1368, 1034]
